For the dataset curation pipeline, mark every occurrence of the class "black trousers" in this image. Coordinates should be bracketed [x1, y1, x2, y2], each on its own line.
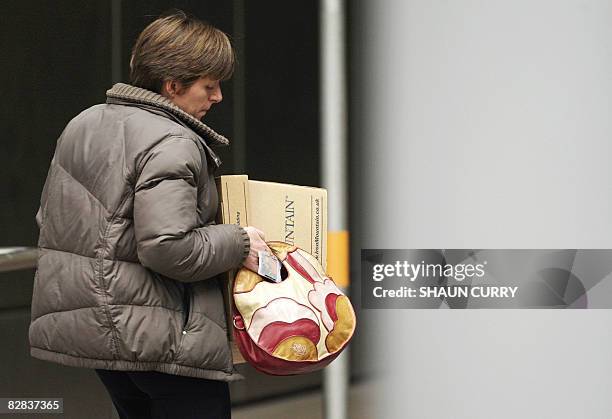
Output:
[95, 369, 231, 419]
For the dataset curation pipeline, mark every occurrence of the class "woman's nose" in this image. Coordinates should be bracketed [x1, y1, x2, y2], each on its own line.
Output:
[211, 86, 223, 103]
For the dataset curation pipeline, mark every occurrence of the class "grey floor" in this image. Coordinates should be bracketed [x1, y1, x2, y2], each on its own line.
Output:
[232, 381, 376, 419]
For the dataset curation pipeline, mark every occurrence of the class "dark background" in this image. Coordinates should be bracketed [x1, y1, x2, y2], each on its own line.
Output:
[1, 0, 320, 248]
[0, 1, 367, 416]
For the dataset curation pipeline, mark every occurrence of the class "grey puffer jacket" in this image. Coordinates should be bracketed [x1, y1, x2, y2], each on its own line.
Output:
[29, 83, 249, 381]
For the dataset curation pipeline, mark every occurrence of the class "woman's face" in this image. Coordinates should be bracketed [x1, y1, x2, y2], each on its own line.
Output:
[165, 76, 223, 120]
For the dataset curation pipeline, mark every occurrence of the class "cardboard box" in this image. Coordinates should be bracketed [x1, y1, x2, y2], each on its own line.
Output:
[216, 175, 328, 363]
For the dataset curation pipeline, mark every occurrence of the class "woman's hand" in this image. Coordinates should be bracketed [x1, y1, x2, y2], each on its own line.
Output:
[242, 226, 272, 272]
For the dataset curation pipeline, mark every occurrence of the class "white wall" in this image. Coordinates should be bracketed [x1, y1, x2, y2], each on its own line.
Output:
[353, 1, 612, 417]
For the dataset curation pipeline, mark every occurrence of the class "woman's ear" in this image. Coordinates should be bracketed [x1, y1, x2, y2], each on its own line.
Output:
[161, 80, 184, 98]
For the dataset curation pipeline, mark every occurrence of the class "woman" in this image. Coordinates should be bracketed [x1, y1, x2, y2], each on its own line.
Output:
[29, 11, 268, 419]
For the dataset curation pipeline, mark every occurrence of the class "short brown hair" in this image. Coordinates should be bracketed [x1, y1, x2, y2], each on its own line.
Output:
[130, 10, 235, 93]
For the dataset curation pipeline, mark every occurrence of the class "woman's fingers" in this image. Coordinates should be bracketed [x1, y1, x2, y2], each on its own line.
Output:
[242, 226, 271, 272]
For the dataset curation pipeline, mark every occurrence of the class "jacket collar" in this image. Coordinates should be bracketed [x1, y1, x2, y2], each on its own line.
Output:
[105, 83, 230, 149]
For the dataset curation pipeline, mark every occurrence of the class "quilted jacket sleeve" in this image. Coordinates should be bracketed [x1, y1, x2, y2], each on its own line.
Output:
[133, 135, 250, 282]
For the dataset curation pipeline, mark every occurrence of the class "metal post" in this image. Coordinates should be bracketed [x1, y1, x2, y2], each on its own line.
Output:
[321, 1, 349, 418]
